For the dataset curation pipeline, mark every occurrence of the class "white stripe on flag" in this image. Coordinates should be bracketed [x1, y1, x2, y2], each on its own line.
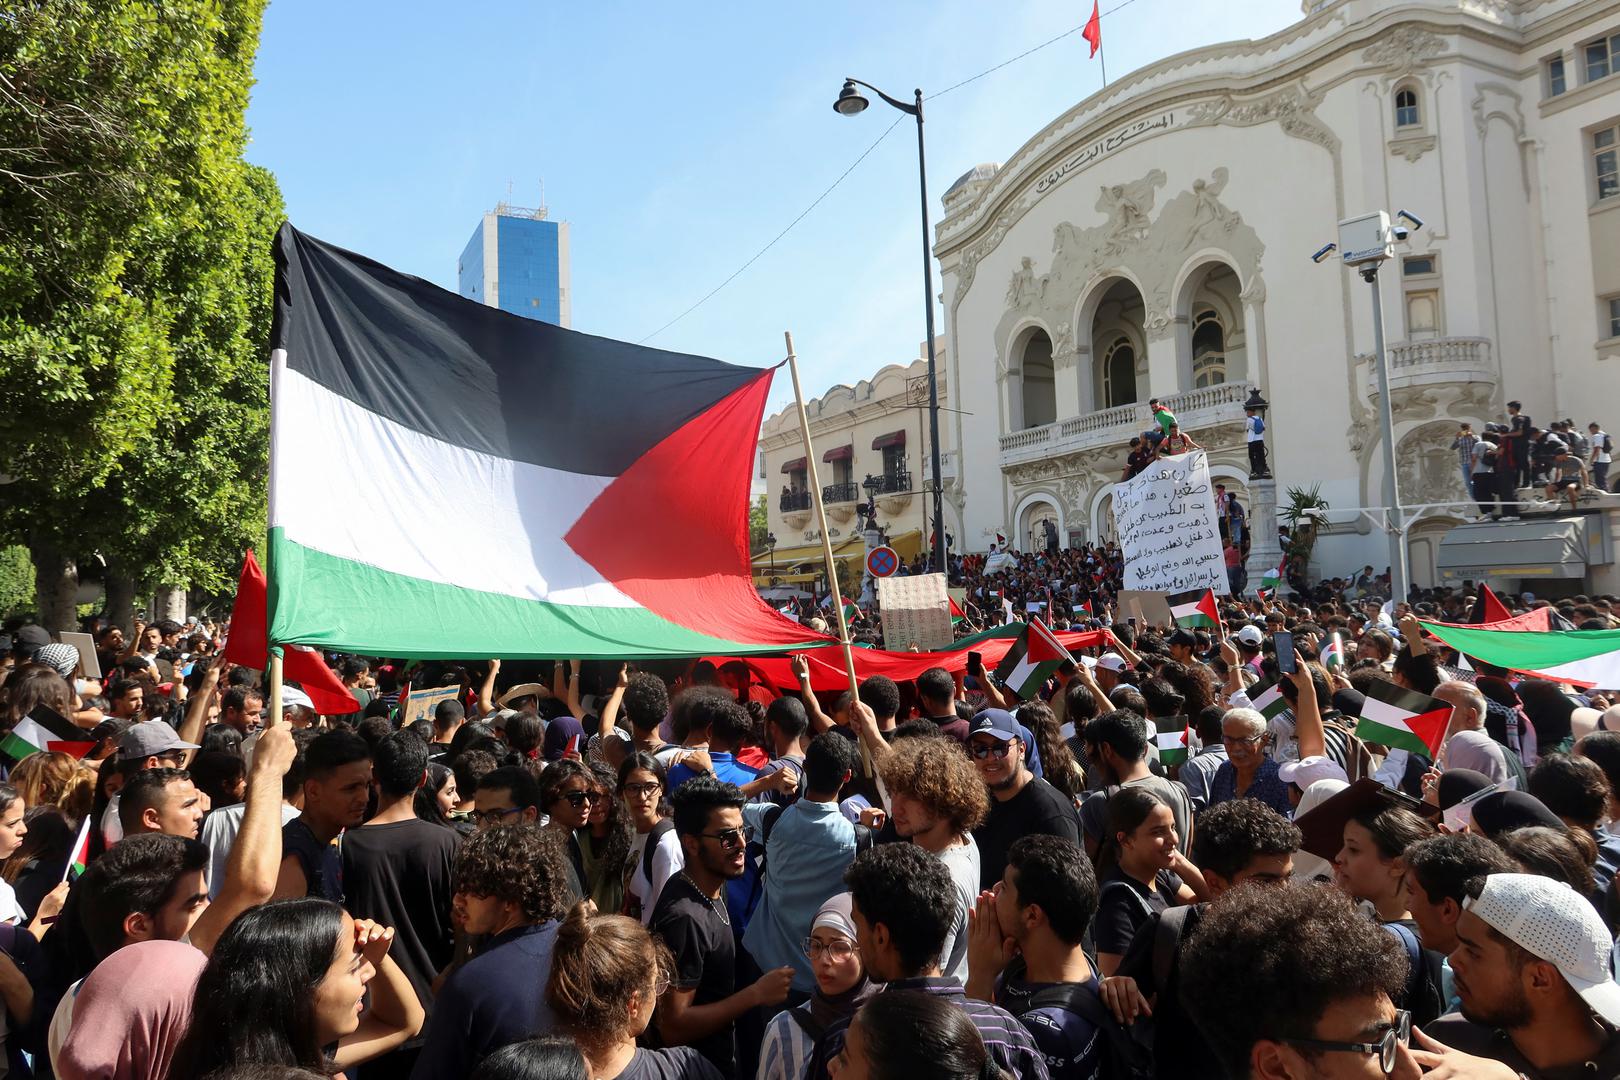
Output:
[271, 356, 637, 608]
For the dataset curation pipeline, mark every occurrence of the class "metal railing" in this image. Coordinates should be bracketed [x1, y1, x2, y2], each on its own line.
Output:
[822, 481, 860, 504]
[867, 470, 913, 495]
[780, 490, 812, 512]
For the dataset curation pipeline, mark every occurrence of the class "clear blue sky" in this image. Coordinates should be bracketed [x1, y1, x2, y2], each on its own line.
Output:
[247, 0, 1298, 417]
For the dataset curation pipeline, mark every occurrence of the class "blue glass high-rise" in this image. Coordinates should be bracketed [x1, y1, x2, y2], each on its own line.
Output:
[457, 204, 571, 326]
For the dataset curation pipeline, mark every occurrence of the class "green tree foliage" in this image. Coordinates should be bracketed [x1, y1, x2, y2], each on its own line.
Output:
[0, 1, 282, 617]
[0, 546, 35, 619]
[749, 494, 770, 554]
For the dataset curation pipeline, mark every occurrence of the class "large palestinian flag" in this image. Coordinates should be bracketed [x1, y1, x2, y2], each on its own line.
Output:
[993, 618, 1072, 699]
[267, 225, 825, 659]
[1358, 680, 1452, 757]
[1418, 622, 1620, 689]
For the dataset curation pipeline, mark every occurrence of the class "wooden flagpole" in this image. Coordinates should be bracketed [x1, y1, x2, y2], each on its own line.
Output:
[265, 649, 283, 730]
[784, 331, 868, 774]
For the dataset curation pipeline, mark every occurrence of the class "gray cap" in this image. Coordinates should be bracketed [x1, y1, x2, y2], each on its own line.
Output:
[117, 720, 199, 761]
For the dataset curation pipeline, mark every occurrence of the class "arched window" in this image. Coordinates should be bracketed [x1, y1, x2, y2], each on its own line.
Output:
[1191, 308, 1226, 388]
[1020, 332, 1056, 429]
[1102, 337, 1137, 409]
[1395, 87, 1420, 129]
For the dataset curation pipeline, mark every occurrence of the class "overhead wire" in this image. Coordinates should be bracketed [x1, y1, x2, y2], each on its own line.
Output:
[637, 0, 1146, 344]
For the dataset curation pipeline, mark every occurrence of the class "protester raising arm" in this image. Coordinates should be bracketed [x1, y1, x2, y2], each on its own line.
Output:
[477, 659, 501, 718]
[1288, 653, 1326, 763]
[176, 659, 221, 768]
[189, 724, 295, 955]
[597, 663, 629, 743]
[565, 660, 588, 722]
[966, 655, 1013, 711]
[331, 918, 426, 1071]
[790, 655, 834, 734]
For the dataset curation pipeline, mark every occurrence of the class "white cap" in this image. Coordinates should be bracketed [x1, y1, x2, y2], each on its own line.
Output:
[1277, 754, 1349, 789]
[1235, 625, 1264, 647]
[1464, 873, 1620, 1026]
[1097, 653, 1128, 673]
[281, 686, 313, 710]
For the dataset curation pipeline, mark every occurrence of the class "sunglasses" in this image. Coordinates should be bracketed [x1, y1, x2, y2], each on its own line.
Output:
[968, 740, 1013, 760]
[558, 790, 596, 809]
[700, 826, 755, 849]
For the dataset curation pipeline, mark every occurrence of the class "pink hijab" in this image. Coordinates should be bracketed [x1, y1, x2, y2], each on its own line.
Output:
[58, 939, 206, 1080]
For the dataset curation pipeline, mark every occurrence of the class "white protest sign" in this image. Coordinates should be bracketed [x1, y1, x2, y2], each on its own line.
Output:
[1111, 450, 1229, 595]
[876, 573, 954, 651]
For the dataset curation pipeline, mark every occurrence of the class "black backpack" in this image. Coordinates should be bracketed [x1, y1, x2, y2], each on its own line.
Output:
[1001, 956, 1155, 1080]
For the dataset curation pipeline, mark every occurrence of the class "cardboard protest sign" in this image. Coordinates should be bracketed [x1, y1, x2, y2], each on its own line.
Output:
[400, 685, 460, 728]
[1111, 450, 1228, 595]
[876, 573, 954, 651]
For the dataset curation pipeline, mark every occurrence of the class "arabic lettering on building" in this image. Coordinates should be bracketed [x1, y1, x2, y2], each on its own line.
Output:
[1035, 112, 1178, 196]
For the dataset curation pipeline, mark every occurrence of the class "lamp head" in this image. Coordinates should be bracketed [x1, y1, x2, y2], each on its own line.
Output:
[834, 81, 870, 116]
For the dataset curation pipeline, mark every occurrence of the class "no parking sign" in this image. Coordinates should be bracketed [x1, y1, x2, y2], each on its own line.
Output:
[866, 545, 899, 578]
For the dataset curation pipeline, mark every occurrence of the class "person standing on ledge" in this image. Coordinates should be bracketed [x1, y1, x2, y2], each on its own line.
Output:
[1245, 403, 1270, 479]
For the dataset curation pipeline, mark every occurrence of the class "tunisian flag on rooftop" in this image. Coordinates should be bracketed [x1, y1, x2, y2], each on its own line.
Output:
[267, 225, 827, 659]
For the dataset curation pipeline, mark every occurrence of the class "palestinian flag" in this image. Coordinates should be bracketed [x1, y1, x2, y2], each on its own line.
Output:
[268, 226, 824, 659]
[1358, 680, 1452, 757]
[1259, 564, 1283, 593]
[1076, 600, 1094, 618]
[1321, 632, 1346, 671]
[1418, 622, 1620, 689]
[62, 815, 91, 883]
[949, 596, 966, 625]
[993, 618, 1072, 699]
[0, 704, 93, 765]
[1154, 715, 1190, 766]
[1169, 588, 1220, 631]
[844, 599, 859, 624]
[1247, 675, 1290, 721]
[1466, 584, 1512, 625]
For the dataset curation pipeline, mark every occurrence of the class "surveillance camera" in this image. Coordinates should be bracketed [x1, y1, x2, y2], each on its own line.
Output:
[1301, 507, 1329, 521]
[1391, 225, 1410, 242]
[1310, 243, 1337, 264]
[1396, 210, 1424, 230]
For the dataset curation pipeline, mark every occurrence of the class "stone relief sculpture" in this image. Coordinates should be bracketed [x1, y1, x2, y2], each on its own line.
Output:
[1096, 169, 1166, 254]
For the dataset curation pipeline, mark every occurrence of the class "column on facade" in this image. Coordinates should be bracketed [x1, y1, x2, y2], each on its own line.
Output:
[1145, 330, 1180, 400]
[1053, 343, 1082, 422]
[1241, 290, 1270, 393]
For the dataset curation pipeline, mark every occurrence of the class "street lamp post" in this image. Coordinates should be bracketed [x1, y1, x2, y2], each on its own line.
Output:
[766, 532, 777, 574]
[834, 78, 947, 576]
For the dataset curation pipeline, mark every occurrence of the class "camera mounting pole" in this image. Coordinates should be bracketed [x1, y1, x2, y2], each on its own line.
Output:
[1310, 210, 1422, 605]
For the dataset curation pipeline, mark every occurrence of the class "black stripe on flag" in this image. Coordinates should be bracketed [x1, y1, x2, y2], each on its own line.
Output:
[272, 225, 764, 477]
[1360, 679, 1449, 718]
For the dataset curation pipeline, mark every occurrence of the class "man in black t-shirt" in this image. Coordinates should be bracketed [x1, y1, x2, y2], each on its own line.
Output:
[273, 729, 372, 902]
[651, 777, 793, 1076]
[968, 711, 1080, 891]
[343, 729, 460, 1074]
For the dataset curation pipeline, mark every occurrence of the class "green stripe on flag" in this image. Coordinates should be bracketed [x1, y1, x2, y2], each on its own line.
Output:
[268, 530, 825, 659]
[0, 732, 37, 763]
[1418, 622, 1620, 687]
[1247, 676, 1289, 721]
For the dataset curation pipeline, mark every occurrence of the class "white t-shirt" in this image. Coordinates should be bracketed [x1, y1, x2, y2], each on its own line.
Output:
[624, 825, 684, 926]
[1594, 431, 1612, 465]
[100, 796, 122, 846]
[935, 835, 981, 985]
[199, 802, 302, 899]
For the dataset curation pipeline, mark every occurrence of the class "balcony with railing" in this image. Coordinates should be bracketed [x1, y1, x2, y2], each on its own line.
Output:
[822, 481, 860, 504]
[1365, 336, 1496, 395]
[779, 489, 812, 512]
[998, 381, 1251, 468]
[865, 469, 913, 495]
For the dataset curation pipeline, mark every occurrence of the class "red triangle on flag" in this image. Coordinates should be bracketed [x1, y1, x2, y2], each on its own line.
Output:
[1027, 618, 1073, 665]
[225, 551, 360, 716]
[1468, 584, 1513, 625]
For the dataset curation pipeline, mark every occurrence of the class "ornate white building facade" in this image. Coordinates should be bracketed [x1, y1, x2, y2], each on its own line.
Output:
[938, 0, 1620, 587]
[755, 353, 958, 583]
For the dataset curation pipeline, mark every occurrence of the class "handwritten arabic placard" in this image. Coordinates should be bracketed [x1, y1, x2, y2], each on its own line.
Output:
[876, 573, 954, 652]
[1111, 450, 1229, 596]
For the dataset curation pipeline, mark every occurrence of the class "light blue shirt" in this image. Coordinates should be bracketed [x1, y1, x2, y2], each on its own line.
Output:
[741, 799, 858, 992]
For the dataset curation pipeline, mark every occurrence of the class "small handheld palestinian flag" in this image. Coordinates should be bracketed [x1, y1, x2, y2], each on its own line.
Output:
[1357, 680, 1452, 757]
[1076, 599, 1094, 618]
[1246, 675, 1290, 722]
[1259, 564, 1283, 593]
[992, 618, 1073, 700]
[62, 814, 92, 883]
[1, 704, 94, 766]
[1321, 632, 1346, 671]
[949, 595, 966, 625]
[1154, 715, 1190, 766]
[1169, 588, 1220, 631]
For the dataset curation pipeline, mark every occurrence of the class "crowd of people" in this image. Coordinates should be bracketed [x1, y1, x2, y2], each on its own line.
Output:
[0, 579, 1619, 1078]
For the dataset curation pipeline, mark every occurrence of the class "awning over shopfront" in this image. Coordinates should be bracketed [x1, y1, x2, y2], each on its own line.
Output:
[872, 430, 906, 450]
[822, 445, 853, 463]
[751, 529, 925, 576]
[1436, 515, 1609, 582]
[780, 457, 807, 474]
